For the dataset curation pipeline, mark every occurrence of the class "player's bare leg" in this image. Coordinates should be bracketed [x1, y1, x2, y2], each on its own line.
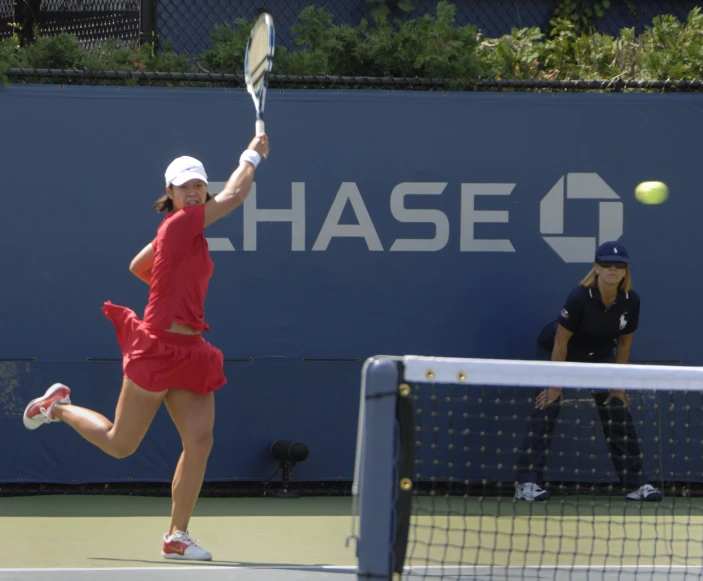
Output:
[161, 388, 215, 561]
[52, 378, 165, 458]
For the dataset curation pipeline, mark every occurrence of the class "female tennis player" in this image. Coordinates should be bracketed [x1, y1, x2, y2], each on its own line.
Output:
[514, 241, 663, 503]
[22, 133, 270, 561]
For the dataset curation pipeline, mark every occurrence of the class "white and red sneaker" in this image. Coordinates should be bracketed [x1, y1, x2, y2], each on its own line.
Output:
[162, 530, 213, 561]
[22, 383, 71, 430]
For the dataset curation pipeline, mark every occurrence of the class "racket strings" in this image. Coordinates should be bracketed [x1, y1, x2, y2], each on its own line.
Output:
[246, 22, 273, 92]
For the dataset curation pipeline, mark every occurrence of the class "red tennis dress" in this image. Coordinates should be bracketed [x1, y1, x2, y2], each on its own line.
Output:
[102, 203, 226, 394]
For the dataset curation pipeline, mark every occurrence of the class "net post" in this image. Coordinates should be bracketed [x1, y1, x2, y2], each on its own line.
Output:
[355, 357, 401, 581]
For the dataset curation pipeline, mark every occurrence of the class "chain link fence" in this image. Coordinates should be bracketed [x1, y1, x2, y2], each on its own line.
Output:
[150, 0, 701, 56]
[2, 2, 703, 89]
[0, 0, 139, 48]
[3, 1, 700, 52]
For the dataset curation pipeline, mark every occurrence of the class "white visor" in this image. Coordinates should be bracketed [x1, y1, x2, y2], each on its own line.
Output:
[165, 156, 209, 187]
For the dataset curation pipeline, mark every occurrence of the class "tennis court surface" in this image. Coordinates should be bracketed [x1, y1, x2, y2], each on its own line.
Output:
[0, 566, 355, 581]
[7, 354, 703, 581]
[3, 494, 703, 581]
[0, 496, 356, 580]
[4, 566, 703, 581]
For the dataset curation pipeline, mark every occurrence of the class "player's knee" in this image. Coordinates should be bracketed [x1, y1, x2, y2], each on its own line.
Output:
[109, 437, 142, 459]
[184, 431, 214, 456]
[113, 443, 140, 459]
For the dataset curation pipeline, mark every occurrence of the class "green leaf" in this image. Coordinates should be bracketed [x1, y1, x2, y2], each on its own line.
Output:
[398, 0, 416, 13]
[1, 1, 701, 90]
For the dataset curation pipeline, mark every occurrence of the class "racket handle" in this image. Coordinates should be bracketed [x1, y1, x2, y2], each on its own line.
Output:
[256, 119, 265, 136]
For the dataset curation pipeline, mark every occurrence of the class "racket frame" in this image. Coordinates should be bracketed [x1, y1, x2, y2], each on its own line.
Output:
[245, 11, 275, 136]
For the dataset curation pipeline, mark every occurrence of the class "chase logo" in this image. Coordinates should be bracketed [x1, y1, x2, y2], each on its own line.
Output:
[540, 173, 623, 263]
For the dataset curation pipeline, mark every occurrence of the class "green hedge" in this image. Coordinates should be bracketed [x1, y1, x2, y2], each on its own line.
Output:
[2, 2, 703, 87]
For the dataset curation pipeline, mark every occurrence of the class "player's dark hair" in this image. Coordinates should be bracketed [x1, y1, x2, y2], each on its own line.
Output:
[153, 189, 213, 213]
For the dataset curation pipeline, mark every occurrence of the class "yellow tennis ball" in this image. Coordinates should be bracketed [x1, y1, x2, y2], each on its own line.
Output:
[635, 181, 669, 205]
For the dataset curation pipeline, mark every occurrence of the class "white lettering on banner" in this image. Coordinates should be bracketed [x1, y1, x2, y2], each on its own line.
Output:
[206, 181, 233, 250]
[206, 182, 513, 253]
[389, 182, 449, 252]
[460, 184, 517, 252]
[312, 182, 383, 251]
[243, 183, 306, 251]
[205, 237, 235, 251]
[203, 173, 623, 264]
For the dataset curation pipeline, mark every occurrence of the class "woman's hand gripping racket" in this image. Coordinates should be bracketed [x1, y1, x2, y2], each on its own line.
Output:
[245, 11, 275, 138]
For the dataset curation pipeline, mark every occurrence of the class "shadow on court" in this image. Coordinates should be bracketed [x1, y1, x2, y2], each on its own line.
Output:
[88, 558, 348, 569]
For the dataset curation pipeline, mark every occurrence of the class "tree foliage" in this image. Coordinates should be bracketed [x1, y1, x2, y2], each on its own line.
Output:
[2, 3, 702, 87]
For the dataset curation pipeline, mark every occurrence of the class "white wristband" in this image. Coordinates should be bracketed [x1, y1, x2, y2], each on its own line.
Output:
[240, 150, 261, 169]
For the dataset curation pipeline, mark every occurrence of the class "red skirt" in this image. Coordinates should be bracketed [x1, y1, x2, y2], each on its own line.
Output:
[102, 301, 226, 394]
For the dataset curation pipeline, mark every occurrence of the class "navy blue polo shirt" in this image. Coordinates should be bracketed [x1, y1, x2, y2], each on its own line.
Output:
[538, 285, 640, 359]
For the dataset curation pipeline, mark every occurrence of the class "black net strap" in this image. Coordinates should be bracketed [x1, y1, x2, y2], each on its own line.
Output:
[394, 381, 416, 577]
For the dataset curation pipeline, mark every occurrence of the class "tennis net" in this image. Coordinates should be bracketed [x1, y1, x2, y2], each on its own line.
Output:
[351, 355, 703, 581]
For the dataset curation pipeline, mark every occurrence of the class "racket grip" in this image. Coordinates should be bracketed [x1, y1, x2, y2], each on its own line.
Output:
[256, 119, 265, 136]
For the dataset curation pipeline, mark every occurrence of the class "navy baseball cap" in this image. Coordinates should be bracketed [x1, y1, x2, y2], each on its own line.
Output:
[596, 241, 630, 263]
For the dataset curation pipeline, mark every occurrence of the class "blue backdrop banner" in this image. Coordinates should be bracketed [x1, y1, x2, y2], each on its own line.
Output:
[1, 84, 701, 484]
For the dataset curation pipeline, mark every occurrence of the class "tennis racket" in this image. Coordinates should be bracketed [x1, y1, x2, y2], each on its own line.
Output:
[244, 11, 275, 136]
